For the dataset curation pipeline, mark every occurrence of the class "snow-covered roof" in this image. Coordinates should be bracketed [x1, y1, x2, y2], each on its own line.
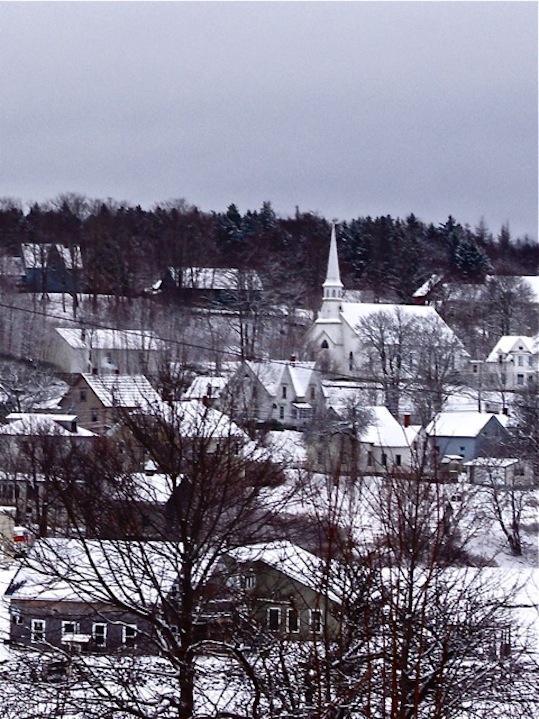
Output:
[360, 406, 411, 448]
[6, 538, 181, 605]
[485, 335, 536, 363]
[412, 274, 443, 298]
[179, 267, 262, 291]
[463, 457, 519, 468]
[225, 540, 341, 604]
[21, 243, 83, 270]
[245, 360, 316, 399]
[55, 327, 164, 351]
[182, 376, 229, 401]
[0, 413, 95, 437]
[321, 380, 365, 414]
[340, 302, 459, 343]
[82, 374, 161, 409]
[154, 399, 247, 439]
[425, 411, 509, 438]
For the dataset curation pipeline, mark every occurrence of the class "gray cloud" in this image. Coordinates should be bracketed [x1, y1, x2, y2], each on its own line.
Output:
[1, 1, 536, 240]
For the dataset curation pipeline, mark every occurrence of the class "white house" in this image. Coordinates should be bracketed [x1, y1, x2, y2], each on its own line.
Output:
[227, 359, 321, 429]
[482, 335, 538, 391]
[49, 327, 166, 376]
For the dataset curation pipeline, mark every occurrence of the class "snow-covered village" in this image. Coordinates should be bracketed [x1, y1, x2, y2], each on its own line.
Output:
[0, 212, 536, 718]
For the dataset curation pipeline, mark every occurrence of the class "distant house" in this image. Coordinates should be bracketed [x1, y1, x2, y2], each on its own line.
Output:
[151, 266, 263, 308]
[59, 374, 161, 434]
[20, 243, 83, 294]
[0, 413, 96, 529]
[216, 540, 342, 641]
[482, 335, 538, 391]
[308, 398, 420, 476]
[227, 359, 321, 429]
[48, 327, 165, 376]
[5, 538, 179, 654]
[413, 274, 539, 308]
[463, 457, 534, 488]
[425, 411, 510, 464]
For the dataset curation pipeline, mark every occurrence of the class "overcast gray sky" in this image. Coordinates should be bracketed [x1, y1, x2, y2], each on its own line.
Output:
[1, 1, 537, 240]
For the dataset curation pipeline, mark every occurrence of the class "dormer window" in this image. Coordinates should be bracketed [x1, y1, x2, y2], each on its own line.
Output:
[321, 340, 329, 349]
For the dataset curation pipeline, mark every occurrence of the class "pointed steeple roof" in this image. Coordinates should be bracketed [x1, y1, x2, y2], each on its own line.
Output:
[323, 224, 343, 292]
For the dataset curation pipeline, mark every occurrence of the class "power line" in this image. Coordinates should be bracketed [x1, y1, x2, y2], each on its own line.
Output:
[0, 295, 381, 385]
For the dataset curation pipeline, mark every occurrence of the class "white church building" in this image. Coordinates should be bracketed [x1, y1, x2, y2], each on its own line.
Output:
[306, 225, 467, 379]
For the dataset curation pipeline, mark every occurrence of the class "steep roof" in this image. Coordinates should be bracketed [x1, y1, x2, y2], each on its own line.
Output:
[360, 406, 411, 448]
[225, 540, 341, 604]
[182, 376, 229, 400]
[245, 360, 316, 399]
[21, 243, 83, 270]
[82, 374, 161, 409]
[425, 411, 509, 438]
[485, 335, 536, 363]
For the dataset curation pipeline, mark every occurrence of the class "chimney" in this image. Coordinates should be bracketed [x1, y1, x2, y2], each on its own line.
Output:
[403, 413, 411, 428]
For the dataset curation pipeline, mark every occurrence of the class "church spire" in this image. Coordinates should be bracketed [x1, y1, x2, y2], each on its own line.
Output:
[322, 224, 343, 300]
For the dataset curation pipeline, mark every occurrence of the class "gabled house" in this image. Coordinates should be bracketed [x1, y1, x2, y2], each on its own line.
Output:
[308, 397, 420, 476]
[425, 411, 510, 464]
[482, 335, 538, 391]
[48, 327, 165, 376]
[59, 374, 161, 434]
[216, 540, 342, 641]
[20, 243, 83, 294]
[151, 266, 263, 309]
[463, 457, 534, 488]
[227, 359, 321, 430]
[0, 413, 97, 532]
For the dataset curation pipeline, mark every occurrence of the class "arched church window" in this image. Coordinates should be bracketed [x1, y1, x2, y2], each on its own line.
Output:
[349, 352, 354, 371]
[332, 289, 336, 298]
[321, 340, 329, 349]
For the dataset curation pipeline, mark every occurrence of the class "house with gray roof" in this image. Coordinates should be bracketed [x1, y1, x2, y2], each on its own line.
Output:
[59, 374, 161, 434]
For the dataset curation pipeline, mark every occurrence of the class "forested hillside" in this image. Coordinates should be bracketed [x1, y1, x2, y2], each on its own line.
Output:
[0, 194, 537, 310]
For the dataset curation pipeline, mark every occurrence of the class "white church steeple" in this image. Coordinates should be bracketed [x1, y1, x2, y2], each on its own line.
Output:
[320, 224, 344, 320]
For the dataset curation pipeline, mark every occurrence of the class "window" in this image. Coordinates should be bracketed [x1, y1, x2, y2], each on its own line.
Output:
[282, 385, 287, 399]
[381, 453, 387, 467]
[517, 355, 524, 366]
[122, 624, 138, 647]
[61, 621, 80, 639]
[279, 406, 284, 420]
[529, 356, 534, 367]
[395, 454, 402, 467]
[267, 607, 280, 631]
[517, 374, 524, 386]
[310, 386, 315, 400]
[310, 609, 322, 633]
[92, 623, 107, 648]
[321, 340, 329, 349]
[287, 608, 300, 633]
[243, 574, 256, 590]
[348, 352, 354, 371]
[31, 619, 46, 643]
[91, 409, 98, 422]
[367, 452, 373, 467]
[80, 389, 87, 402]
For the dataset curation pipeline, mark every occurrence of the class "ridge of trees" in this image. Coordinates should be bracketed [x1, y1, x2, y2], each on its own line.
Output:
[0, 195, 537, 309]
